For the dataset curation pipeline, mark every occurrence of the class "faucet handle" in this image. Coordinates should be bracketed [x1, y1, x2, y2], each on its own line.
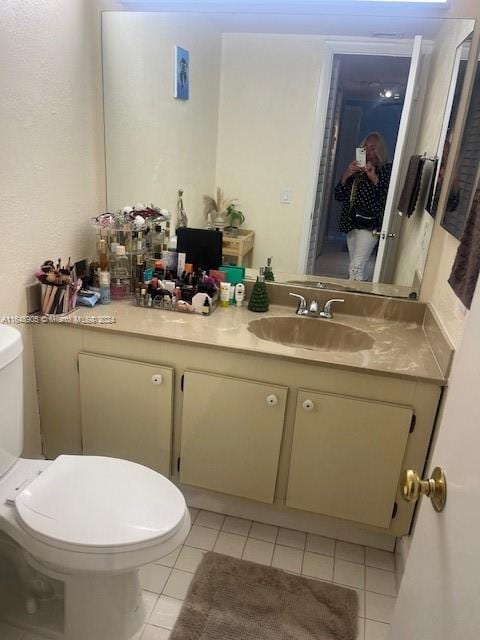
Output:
[289, 293, 308, 315]
[321, 298, 345, 319]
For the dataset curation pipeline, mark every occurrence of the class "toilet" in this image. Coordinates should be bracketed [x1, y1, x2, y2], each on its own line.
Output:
[0, 325, 190, 639]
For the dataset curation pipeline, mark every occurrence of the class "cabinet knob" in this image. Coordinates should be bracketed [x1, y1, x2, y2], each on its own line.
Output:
[302, 399, 315, 411]
[151, 374, 163, 385]
[266, 394, 279, 406]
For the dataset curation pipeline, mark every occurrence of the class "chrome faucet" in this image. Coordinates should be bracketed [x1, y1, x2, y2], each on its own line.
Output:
[316, 298, 345, 319]
[290, 293, 344, 319]
[289, 293, 309, 316]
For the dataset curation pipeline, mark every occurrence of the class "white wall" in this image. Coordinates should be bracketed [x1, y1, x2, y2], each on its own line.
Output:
[215, 33, 325, 273]
[103, 13, 222, 227]
[0, 0, 110, 456]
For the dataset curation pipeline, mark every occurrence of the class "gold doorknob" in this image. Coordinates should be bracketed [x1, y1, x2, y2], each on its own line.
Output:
[401, 467, 447, 512]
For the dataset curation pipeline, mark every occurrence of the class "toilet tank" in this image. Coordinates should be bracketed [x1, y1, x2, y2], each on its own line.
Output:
[0, 326, 24, 478]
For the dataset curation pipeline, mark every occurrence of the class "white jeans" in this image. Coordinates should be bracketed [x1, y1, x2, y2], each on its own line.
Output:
[346, 229, 378, 281]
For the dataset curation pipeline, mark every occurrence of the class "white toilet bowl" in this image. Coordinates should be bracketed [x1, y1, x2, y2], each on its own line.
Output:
[0, 455, 190, 640]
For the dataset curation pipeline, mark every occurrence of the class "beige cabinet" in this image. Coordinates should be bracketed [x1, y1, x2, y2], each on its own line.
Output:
[286, 389, 413, 528]
[179, 370, 288, 503]
[78, 353, 173, 475]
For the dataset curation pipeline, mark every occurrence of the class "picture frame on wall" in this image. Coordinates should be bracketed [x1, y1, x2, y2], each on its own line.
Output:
[174, 45, 189, 100]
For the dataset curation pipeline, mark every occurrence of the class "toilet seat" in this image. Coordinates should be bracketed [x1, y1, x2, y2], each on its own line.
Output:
[15, 455, 187, 556]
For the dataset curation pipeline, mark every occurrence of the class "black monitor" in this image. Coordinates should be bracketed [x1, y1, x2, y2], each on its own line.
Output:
[176, 227, 223, 271]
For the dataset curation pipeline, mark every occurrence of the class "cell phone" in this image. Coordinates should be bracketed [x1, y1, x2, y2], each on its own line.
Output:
[356, 147, 366, 168]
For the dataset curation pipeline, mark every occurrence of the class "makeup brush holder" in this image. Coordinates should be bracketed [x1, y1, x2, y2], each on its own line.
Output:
[41, 283, 76, 316]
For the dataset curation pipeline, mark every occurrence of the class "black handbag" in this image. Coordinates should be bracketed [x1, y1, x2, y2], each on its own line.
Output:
[348, 175, 378, 230]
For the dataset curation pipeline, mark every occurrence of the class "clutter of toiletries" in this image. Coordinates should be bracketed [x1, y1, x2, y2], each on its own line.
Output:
[34, 202, 274, 317]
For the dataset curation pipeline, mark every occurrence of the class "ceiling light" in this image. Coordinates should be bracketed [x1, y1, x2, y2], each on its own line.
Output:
[380, 89, 393, 99]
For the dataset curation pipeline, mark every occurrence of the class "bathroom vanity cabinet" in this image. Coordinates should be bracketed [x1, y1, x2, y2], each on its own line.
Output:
[78, 353, 173, 474]
[180, 370, 288, 504]
[33, 318, 443, 541]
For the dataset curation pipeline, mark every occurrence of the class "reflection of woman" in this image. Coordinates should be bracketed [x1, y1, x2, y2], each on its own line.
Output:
[335, 132, 392, 281]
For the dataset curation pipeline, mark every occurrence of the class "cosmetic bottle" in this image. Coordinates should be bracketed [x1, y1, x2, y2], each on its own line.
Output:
[111, 279, 127, 299]
[202, 297, 211, 316]
[99, 239, 109, 272]
[220, 282, 231, 308]
[153, 224, 165, 258]
[265, 256, 275, 282]
[235, 283, 245, 307]
[99, 271, 111, 305]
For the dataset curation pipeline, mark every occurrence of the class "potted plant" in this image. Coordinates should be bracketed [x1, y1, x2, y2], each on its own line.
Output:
[203, 188, 244, 234]
[225, 203, 245, 236]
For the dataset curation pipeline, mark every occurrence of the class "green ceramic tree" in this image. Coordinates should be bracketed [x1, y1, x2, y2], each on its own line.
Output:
[248, 279, 269, 312]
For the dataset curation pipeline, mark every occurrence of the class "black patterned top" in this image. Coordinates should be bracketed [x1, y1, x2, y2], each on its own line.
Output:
[334, 163, 392, 234]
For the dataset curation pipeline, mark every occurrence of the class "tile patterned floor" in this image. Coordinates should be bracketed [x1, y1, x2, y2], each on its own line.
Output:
[1, 508, 397, 640]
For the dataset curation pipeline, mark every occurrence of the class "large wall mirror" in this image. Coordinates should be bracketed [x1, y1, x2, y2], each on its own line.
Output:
[102, 12, 474, 299]
[442, 52, 480, 240]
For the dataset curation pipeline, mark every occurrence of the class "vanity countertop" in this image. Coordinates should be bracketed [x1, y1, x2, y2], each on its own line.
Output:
[56, 300, 447, 385]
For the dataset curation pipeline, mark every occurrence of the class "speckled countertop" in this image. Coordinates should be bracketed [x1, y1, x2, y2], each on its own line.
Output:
[61, 300, 447, 385]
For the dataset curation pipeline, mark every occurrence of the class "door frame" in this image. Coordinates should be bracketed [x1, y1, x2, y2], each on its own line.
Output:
[298, 37, 422, 275]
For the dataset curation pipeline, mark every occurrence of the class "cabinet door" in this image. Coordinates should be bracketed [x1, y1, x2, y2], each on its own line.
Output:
[286, 389, 412, 528]
[79, 353, 173, 475]
[180, 370, 288, 503]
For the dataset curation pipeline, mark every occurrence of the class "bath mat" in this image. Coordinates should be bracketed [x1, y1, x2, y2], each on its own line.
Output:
[170, 552, 358, 640]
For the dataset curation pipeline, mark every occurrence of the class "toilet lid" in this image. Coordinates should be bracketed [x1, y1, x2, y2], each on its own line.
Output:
[15, 455, 187, 551]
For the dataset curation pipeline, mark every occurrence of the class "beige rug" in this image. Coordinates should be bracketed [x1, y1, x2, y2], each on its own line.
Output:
[170, 552, 358, 640]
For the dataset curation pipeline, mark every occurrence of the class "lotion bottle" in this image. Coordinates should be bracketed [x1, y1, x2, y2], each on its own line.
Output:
[235, 283, 245, 307]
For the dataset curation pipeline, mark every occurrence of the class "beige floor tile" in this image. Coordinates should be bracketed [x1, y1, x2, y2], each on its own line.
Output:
[214, 531, 247, 558]
[357, 618, 365, 640]
[142, 625, 171, 639]
[334, 559, 365, 589]
[249, 521, 278, 543]
[305, 533, 335, 557]
[140, 563, 171, 593]
[149, 595, 183, 629]
[222, 516, 252, 536]
[302, 551, 334, 581]
[272, 544, 303, 574]
[365, 548, 395, 572]
[242, 538, 275, 565]
[175, 545, 206, 573]
[163, 569, 194, 600]
[276, 528, 306, 550]
[195, 510, 225, 530]
[365, 591, 396, 623]
[335, 541, 365, 565]
[188, 507, 199, 523]
[156, 546, 181, 568]
[365, 619, 390, 640]
[142, 590, 159, 618]
[184, 524, 219, 551]
[366, 567, 397, 596]
[354, 588, 365, 618]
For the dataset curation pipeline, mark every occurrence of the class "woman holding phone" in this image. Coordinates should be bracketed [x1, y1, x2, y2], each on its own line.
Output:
[335, 132, 392, 281]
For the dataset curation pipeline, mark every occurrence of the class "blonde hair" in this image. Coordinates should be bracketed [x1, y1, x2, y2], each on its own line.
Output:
[360, 132, 390, 168]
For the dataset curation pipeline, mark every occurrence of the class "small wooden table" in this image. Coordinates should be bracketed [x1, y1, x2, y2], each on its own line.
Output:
[222, 229, 255, 266]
